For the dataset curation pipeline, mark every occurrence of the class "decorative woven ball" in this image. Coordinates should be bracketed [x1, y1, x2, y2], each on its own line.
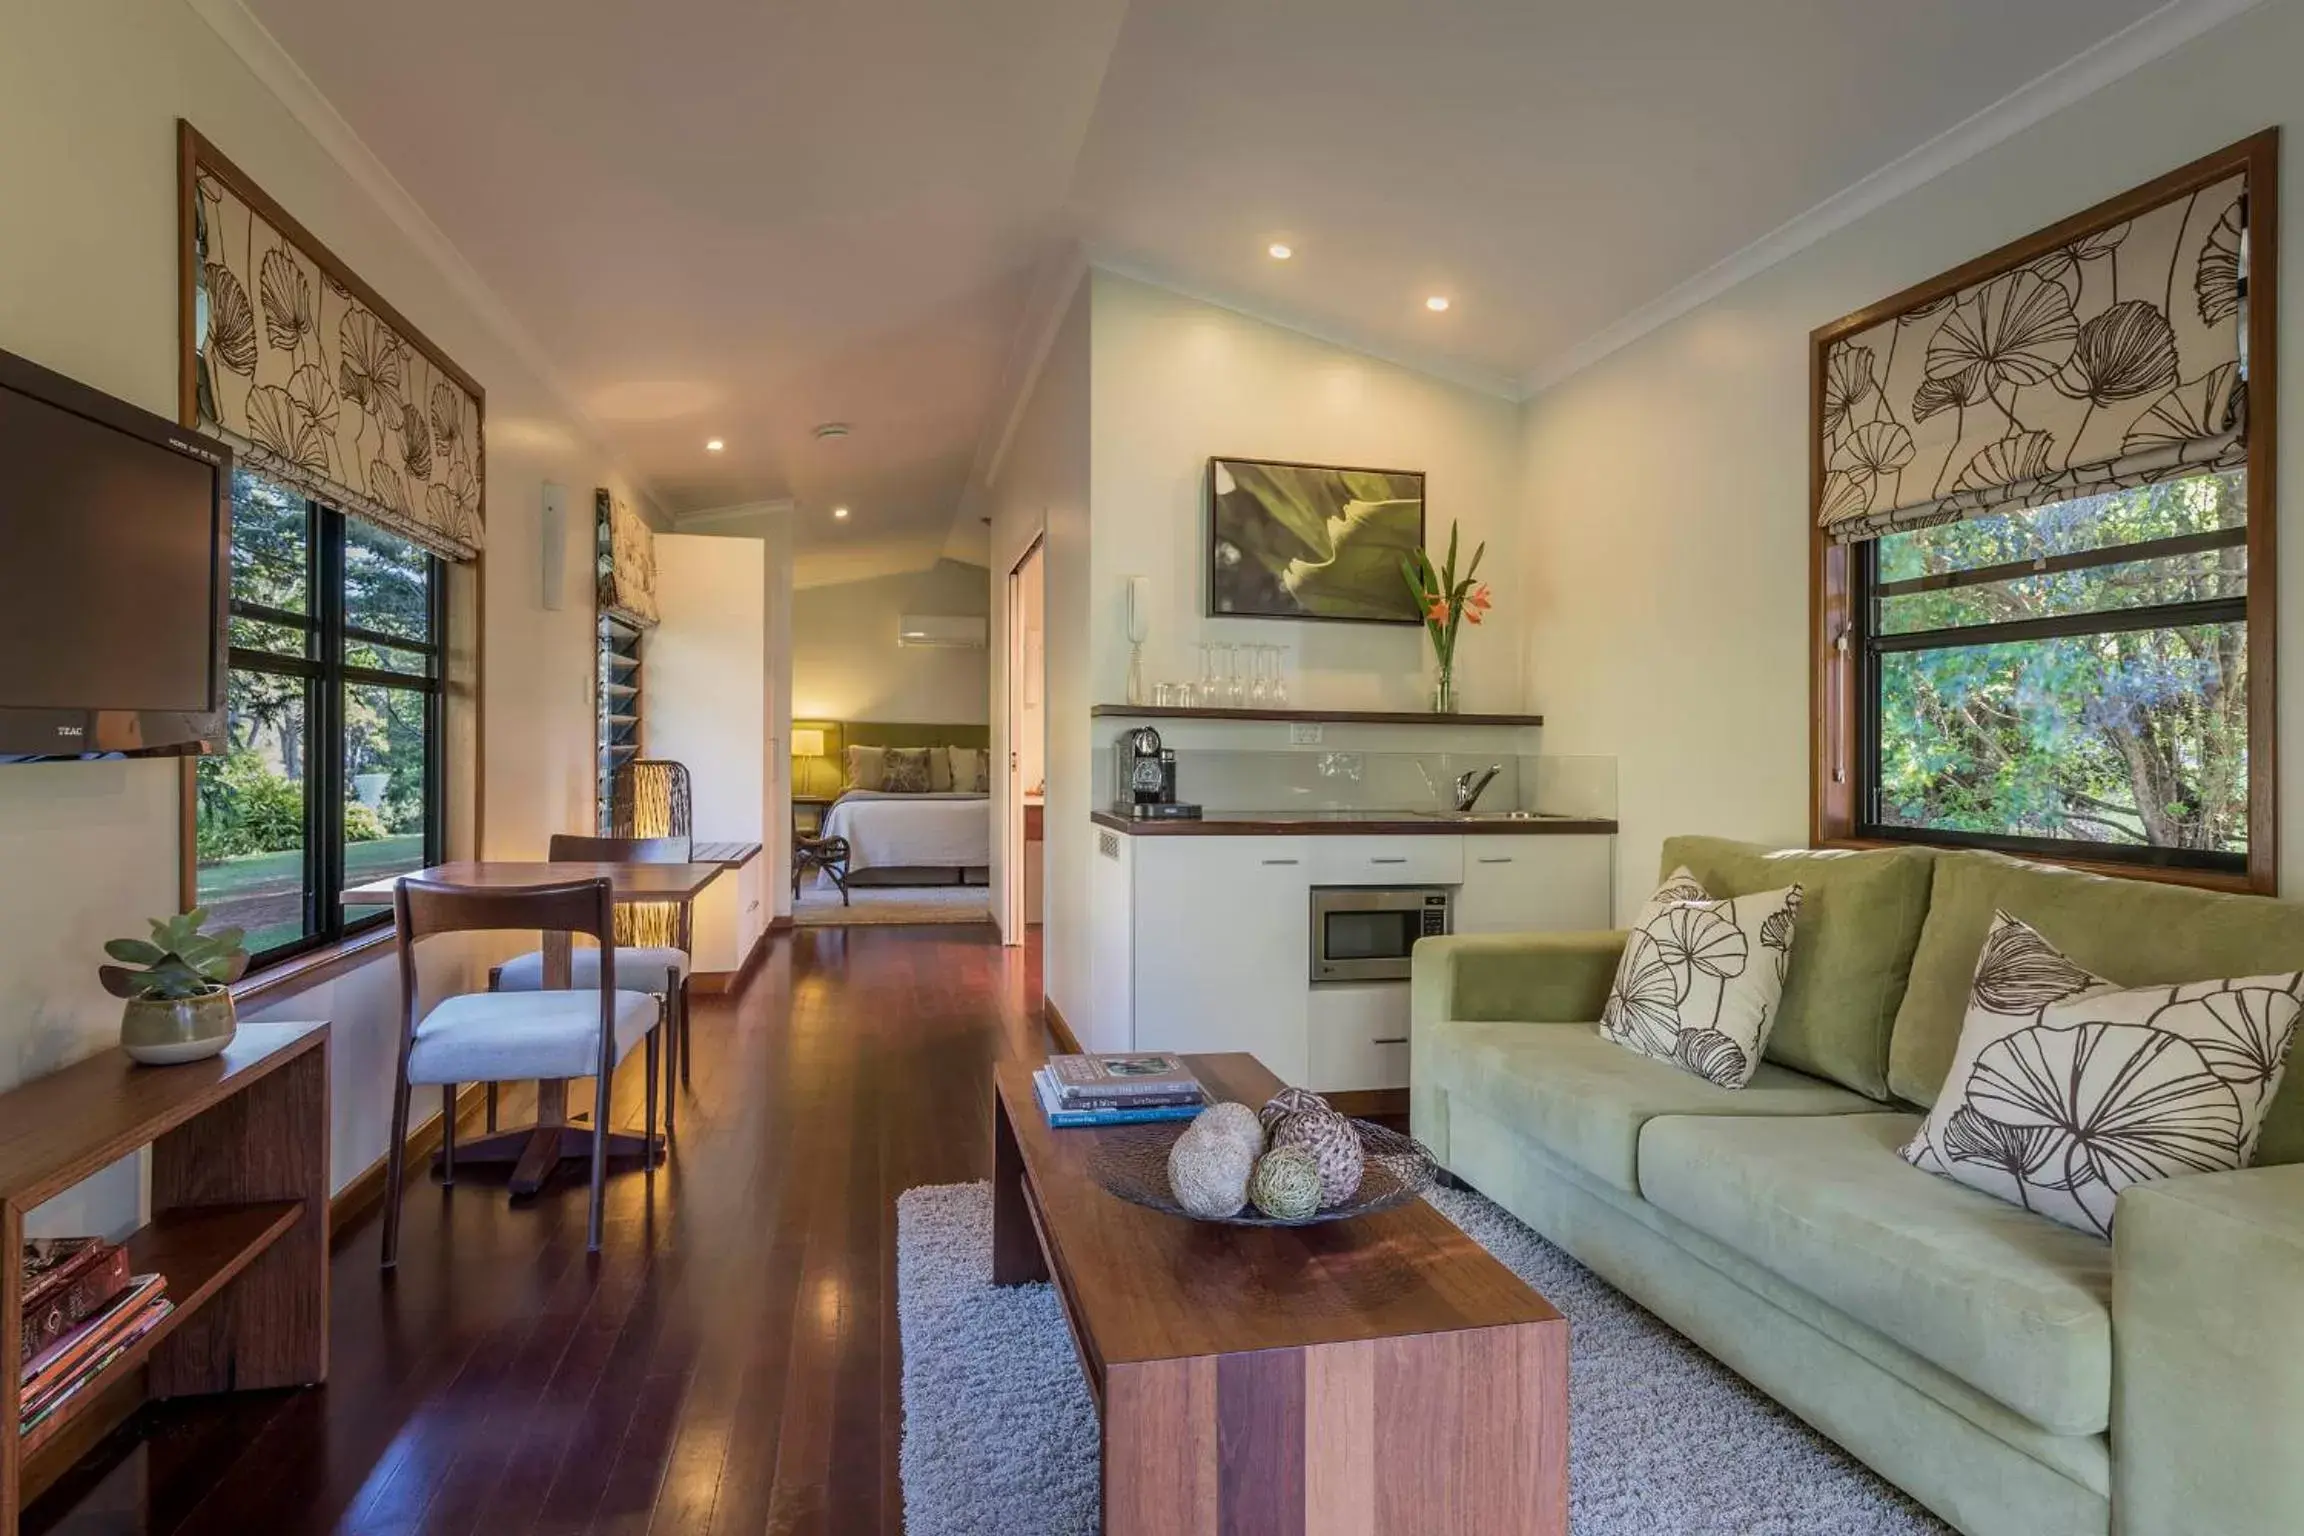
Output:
[1248, 1146, 1325, 1221]
[1258, 1086, 1333, 1134]
[1274, 1111, 1365, 1206]
[1193, 1101, 1266, 1157]
[1167, 1123, 1255, 1219]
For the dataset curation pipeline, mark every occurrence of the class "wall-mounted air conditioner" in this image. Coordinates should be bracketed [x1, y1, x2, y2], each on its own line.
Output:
[898, 614, 988, 649]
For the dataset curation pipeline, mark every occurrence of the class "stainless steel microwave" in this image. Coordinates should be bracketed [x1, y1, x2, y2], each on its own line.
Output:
[1310, 886, 1453, 983]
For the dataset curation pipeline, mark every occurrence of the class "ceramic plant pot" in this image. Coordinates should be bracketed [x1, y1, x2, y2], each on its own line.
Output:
[120, 987, 238, 1066]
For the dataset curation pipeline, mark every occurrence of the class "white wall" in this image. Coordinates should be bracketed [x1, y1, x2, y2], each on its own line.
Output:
[791, 558, 991, 723]
[1518, 0, 2304, 915]
[988, 284, 1091, 989]
[648, 533, 767, 844]
[0, 0, 651, 1210]
[1087, 272, 1526, 716]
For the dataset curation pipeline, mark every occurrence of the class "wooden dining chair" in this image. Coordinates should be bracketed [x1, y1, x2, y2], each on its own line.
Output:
[386, 876, 663, 1263]
[489, 833, 695, 1139]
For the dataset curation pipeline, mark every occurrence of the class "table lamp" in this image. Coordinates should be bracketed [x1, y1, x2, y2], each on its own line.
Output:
[792, 727, 829, 796]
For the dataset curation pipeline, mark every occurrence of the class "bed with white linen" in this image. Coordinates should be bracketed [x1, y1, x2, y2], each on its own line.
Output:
[818, 790, 990, 881]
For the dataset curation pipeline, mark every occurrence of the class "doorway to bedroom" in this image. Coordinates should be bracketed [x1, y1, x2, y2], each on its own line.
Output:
[1001, 537, 1047, 944]
[787, 556, 996, 927]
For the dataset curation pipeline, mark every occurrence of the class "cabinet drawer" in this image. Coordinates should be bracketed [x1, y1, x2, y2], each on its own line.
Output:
[1305, 983, 1413, 1093]
[1307, 835, 1462, 886]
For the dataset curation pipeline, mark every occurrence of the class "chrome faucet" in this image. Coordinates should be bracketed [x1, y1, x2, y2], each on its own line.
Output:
[1453, 764, 1503, 813]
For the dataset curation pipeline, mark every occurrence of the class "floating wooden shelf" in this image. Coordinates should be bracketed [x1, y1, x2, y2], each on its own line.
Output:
[1091, 704, 1544, 727]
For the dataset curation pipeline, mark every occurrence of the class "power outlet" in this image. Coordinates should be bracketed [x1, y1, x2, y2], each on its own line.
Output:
[1289, 722, 1324, 746]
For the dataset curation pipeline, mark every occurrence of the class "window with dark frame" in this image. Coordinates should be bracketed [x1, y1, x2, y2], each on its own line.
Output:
[1853, 470, 2248, 873]
[193, 467, 446, 965]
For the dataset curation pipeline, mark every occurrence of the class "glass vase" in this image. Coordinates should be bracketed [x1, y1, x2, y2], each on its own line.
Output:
[1431, 663, 1458, 715]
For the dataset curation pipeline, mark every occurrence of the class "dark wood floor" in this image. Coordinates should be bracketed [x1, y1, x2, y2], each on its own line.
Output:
[28, 923, 1045, 1536]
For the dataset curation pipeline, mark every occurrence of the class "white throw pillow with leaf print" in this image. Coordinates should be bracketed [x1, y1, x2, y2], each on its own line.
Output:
[1901, 911, 2304, 1240]
[1598, 871, 1803, 1090]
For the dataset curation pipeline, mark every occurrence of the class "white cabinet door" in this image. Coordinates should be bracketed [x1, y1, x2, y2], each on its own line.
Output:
[1306, 982, 1413, 1092]
[1455, 835, 1615, 934]
[1132, 837, 1312, 1085]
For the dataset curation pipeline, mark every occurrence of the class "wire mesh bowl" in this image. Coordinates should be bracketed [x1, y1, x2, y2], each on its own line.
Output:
[1087, 1117, 1441, 1227]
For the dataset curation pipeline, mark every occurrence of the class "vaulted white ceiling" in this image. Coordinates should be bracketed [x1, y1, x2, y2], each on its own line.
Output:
[241, 0, 2186, 568]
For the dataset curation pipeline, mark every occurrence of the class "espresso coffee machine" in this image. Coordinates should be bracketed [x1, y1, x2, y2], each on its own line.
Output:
[1111, 725, 1202, 821]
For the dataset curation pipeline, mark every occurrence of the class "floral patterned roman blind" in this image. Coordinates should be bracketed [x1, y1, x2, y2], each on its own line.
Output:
[595, 488, 660, 627]
[1818, 171, 2249, 543]
[188, 142, 485, 561]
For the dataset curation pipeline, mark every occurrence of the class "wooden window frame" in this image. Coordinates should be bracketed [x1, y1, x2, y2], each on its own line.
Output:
[175, 122, 489, 957]
[1811, 129, 2280, 895]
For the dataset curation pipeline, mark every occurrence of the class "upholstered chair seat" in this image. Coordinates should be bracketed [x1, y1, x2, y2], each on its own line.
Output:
[407, 988, 659, 1086]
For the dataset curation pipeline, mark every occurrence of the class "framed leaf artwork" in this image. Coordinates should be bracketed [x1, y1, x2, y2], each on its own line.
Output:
[1205, 457, 1426, 623]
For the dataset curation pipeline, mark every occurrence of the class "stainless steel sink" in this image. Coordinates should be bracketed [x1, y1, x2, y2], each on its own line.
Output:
[1410, 809, 1557, 822]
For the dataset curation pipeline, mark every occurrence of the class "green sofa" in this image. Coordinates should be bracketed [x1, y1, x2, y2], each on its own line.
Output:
[1411, 836, 2304, 1536]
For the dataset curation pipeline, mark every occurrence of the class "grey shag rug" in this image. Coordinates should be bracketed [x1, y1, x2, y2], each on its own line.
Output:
[897, 1181, 1951, 1536]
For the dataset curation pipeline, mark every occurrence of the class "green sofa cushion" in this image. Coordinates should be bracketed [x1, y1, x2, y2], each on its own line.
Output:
[1422, 1018, 1875, 1195]
[1889, 850, 2304, 1163]
[1639, 1112, 2113, 1437]
[1660, 836, 1935, 1100]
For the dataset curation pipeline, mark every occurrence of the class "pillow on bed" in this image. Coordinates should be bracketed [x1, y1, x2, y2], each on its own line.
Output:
[930, 747, 955, 793]
[882, 746, 933, 793]
[844, 745, 886, 791]
[947, 746, 990, 793]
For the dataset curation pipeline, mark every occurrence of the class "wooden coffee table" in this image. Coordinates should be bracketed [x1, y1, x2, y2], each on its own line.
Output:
[993, 1052, 1567, 1536]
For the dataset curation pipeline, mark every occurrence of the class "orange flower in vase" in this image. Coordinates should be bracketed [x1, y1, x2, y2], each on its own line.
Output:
[1400, 522, 1488, 714]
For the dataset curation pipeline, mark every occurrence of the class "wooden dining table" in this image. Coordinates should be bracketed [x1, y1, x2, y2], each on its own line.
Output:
[342, 859, 725, 1198]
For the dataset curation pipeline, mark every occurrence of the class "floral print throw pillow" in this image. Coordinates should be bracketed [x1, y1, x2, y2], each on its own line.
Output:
[1599, 871, 1803, 1090]
[1901, 911, 2304, 1240]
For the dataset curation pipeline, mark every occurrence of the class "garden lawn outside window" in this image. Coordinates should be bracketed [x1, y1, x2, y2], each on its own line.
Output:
[194, 467, 446, 965]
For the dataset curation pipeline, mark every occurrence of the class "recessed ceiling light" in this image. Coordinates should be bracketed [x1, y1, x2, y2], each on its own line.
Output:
[705, 438, 725, 452]
[1425, 295, 1451, 313]
[833, 505, 851, 520]
[1267, 242, 1293, 261]
[813, 422, 851, 441]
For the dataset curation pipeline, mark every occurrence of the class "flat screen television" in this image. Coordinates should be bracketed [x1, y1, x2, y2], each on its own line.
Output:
[0, 347, 230, 761]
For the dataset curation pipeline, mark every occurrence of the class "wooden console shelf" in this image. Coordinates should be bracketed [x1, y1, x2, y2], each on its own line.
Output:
[1, 1022, 329, 1530]
[1091, 704, 1545, 727]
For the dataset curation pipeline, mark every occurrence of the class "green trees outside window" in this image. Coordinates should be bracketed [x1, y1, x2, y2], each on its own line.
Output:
[195, 469, 444, 961]
[1863, 470, 2246, 870]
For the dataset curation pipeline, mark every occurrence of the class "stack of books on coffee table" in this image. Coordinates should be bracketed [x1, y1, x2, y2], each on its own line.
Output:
[18, 1238, 173, 1436]
[1034, 1052, 1208, 1128]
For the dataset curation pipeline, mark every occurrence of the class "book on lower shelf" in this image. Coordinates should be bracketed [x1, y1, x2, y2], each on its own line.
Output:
[1033, 1067, 1205, 1128]
[19, 1238, 134, 1369]
[19, 1272, 172, 1433]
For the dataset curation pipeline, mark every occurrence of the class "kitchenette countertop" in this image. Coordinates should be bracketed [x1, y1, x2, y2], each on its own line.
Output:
[1090, 808, 1619, 836]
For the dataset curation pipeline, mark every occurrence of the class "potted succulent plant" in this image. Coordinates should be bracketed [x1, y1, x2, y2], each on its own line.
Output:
[100, 908, 249, 1065]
